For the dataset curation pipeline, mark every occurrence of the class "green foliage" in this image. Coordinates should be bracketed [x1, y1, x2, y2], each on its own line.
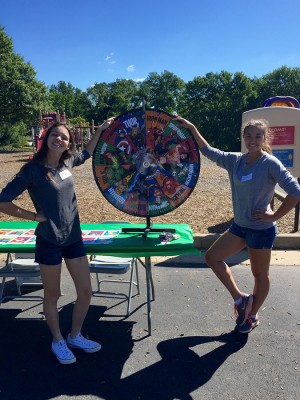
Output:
[0, 121, 28, 147]
[86, 79, 139, 123]
[86, 82, 110, 122]
[253, 66, 300, 105]
[48, 81, 92, 120]
[179, 71, 258, 150]
[68, 116, 89, 127]
[140, 71, 185, 113]
[0, 26, 47, 130]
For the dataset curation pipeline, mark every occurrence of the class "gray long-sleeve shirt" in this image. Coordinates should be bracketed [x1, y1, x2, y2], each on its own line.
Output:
[201, 145, 300, 230]
[0, 150, 90, 245]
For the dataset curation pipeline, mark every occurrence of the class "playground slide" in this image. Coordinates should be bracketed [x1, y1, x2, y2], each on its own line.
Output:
[262, 96, 300, 108]
[37, 128, 47, 151]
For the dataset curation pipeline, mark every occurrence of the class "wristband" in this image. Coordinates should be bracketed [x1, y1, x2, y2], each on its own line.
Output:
[33, 213, 37, 221]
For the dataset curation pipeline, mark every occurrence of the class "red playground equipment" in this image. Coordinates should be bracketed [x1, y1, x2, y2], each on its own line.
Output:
[36, 111, 67, 151]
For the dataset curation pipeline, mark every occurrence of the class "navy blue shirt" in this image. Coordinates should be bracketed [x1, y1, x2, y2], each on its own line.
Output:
[0, 150, 90, 245]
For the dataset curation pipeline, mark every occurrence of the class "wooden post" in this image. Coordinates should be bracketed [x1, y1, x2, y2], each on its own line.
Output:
[31, 127, 35, 154]
[80, 128, 83, 150]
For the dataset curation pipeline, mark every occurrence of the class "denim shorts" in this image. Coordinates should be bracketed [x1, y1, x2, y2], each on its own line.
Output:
[35, 236, 86, 265]
[228, 222, 277, 249]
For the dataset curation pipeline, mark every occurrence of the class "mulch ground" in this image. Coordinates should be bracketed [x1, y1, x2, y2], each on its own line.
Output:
[0, 151, 298, 234]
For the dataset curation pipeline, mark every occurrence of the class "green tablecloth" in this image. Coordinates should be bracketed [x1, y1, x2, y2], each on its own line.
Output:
[0, 221, 200, 258]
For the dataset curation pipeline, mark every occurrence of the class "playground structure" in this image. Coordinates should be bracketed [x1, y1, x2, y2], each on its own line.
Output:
[73, 121, 98, 151]
[262, 96, 300, 108]
[35, 111, 99, 152]
[36, 111, 67, 152]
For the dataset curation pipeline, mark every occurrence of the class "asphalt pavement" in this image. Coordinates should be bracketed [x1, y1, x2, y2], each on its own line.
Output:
[0, 249, 299, 400]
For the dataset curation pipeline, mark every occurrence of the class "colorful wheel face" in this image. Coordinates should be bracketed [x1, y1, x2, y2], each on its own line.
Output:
[92, 109, 200, 217]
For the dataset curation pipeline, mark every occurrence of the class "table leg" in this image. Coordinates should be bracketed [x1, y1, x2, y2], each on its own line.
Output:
[145, 256, 152, 335]
[138, 256, 155, 335]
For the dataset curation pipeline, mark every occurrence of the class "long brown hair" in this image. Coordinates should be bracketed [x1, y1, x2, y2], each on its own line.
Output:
[241, 119, 272, 154]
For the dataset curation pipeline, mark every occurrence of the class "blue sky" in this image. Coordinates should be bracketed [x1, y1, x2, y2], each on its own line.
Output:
[1, 0, 300, 91]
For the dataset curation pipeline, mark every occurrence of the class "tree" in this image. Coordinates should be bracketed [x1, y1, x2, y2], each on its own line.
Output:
[107, 79, 140, 116]
[86, 79, 139, 123]
[86, 82, 110, 123]
[47, 81, 92, 120]
[0, 26, 47, 145]
[0, 121, 28, 147]
[179, 71, 257, 150]
[140, 71, 185, 114]
[253, 66, 300, 105]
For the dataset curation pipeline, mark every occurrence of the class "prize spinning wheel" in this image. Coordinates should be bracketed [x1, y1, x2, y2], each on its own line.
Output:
[92, 109, 200, 223]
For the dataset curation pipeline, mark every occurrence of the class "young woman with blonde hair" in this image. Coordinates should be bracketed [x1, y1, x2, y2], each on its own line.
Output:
[175, 116, 300, 333]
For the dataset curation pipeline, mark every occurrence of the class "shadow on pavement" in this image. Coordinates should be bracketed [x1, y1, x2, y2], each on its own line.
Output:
[0, 302, 248, 400]
[110, 331, 248, 400]
[155, 250, 250, 268]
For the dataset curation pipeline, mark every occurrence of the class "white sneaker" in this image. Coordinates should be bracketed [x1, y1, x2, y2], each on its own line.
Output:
[51, 339, 76, 364]
[67, 332, 101, 353]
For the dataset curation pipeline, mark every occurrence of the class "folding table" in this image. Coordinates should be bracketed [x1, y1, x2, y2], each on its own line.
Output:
[0, 221, 200, 335]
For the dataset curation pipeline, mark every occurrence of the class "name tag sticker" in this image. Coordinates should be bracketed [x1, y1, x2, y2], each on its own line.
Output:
[241, 173, 252, 182]
[59, 169, 72, 180]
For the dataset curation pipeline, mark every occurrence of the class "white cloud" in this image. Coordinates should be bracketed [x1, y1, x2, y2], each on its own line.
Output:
[105, 52, 116, 64]
[127, 64, 135, 73]
[133, 77, 145, 82]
